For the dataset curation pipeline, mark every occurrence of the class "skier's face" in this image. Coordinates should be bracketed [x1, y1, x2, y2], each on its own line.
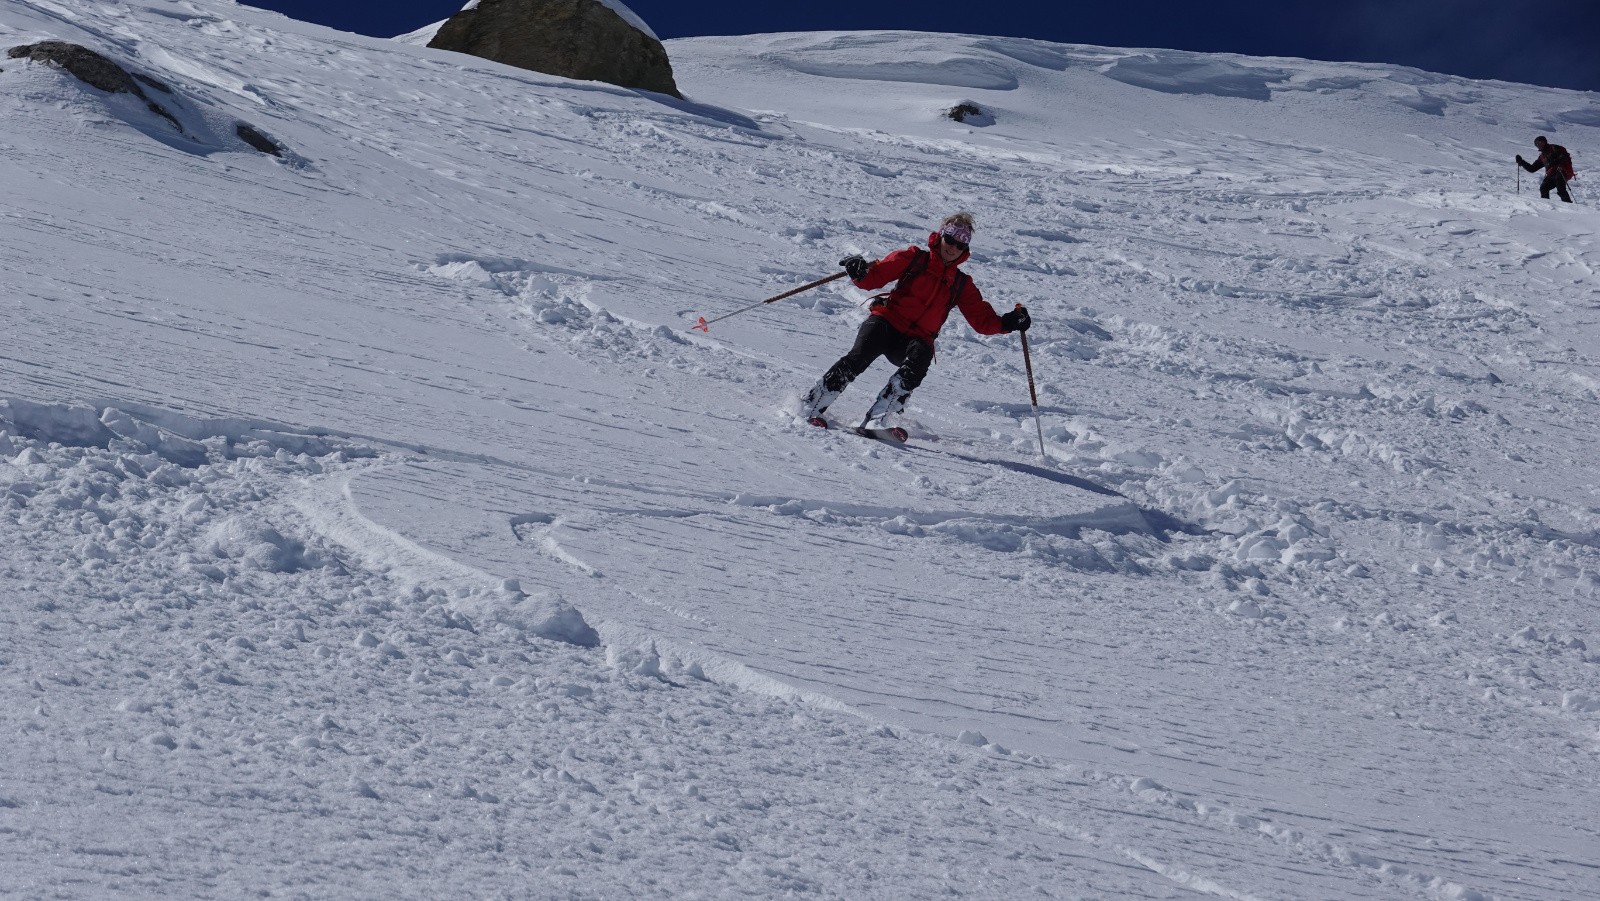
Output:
[937, 236, 965, 264]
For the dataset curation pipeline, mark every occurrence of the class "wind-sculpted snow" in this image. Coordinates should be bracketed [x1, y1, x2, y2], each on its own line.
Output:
[757, 32, 1023, 90]
[1555, 106, 1600, 127]
[1103, 54, 1293, 101]
[771, 55, 1021, 92]
[3, 2, 1600, 897]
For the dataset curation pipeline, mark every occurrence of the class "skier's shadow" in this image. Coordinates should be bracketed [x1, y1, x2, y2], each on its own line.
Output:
[902, 445, 1208, 540]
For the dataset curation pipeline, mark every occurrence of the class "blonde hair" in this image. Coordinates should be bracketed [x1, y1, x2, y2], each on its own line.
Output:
[941, 211, 976, 232]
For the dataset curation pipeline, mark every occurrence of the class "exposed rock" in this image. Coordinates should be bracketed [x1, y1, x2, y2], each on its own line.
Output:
[134, 72, 173, 94]
[946, 101, 994, 127]
[9, 41, 139, 93]
[428, 0, 680, 98]
[235, 123, 282, 156]
[10, 40, 291, 157]
[947, 102, 981, 122]
[8, 41, 182, 132]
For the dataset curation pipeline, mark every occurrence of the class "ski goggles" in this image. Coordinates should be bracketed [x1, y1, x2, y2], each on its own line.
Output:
[939, 223, 972, 250]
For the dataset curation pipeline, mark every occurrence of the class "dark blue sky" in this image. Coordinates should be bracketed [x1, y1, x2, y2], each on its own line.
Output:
[244, 1, 1600, 94]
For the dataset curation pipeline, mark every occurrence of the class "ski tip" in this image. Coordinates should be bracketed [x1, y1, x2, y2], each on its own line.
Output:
[692, 316, 709, 332]
[853, 426, 908, 443]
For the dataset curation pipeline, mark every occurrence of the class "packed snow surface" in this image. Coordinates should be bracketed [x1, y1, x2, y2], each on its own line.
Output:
[2, 2, 1599, 898]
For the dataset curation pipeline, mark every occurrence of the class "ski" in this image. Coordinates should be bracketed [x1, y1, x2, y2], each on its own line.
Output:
[804, 417, 908, 444]
[854, 426, 908, 443]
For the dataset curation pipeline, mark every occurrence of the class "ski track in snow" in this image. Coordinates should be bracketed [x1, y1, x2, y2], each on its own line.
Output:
[2, 3, 1598, 898]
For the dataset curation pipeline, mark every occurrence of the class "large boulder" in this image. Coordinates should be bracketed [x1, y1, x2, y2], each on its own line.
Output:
[428, 0, 680, 98]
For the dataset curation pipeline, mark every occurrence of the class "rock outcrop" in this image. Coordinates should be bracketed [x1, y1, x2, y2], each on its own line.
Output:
[234, 123, 283, 156]
[8, 41, 182, 131]
[946, 101, 995, 127]
[8, 40, 289, 157]
[428, 0, 680, 98]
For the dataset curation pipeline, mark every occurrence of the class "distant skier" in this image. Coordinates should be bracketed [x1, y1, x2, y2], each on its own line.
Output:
[1517, 136, 1575, 203]
[800, 212, 1031, 435]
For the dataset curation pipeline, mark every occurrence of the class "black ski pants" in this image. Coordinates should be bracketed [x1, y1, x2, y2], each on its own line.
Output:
[821, 315, 934, 396]
[1541, 171, 1573, 203]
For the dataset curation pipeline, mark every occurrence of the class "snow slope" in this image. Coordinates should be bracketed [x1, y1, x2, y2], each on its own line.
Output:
[2, 1, 1598, 897]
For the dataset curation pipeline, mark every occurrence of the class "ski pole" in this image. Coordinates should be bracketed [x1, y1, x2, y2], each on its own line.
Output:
[1016, 304, 1046, 459]
[692, 271, 848, 332]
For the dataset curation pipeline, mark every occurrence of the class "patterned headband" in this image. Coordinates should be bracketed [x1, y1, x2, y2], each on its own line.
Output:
[940, 222, 973, 245]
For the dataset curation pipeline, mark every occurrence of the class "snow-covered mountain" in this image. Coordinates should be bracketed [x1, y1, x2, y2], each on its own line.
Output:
[3, 1, 1598, 897]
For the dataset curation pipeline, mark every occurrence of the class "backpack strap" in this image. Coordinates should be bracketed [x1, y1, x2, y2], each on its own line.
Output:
[869, 248, 930, 306]
[892, 248, 930, 296]
[947, 270, 969, 309]
[871, 249, 970, 312]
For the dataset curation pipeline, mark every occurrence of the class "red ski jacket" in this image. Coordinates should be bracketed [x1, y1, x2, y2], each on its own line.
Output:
[1526, 144, 1576, 180]
[852, 234, 1006, 344]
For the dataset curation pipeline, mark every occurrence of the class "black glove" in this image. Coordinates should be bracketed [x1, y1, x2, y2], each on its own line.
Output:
[840, 255, 870, 281]
[1000, 306, 1031, 333]
[1516, 154, 1526, 166]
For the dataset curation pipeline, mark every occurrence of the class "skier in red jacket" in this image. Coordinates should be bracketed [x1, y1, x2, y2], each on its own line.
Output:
[1517, 136, 1574, 203]
[800, 212, 1030, 435]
